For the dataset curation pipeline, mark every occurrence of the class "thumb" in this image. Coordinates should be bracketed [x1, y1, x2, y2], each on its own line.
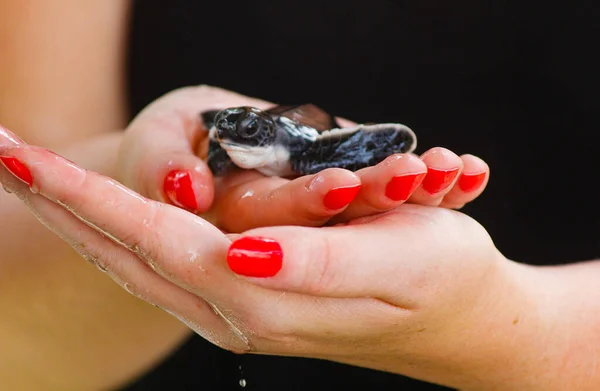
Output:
[118, 85, 272, 213]
[224, 223, 414, 306]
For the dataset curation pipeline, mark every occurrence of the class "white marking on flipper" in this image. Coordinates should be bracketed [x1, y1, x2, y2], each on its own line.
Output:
[316, 123, 418, 153]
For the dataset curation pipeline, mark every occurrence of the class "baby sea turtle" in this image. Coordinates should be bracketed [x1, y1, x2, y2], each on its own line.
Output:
[201, 104, 417, 177]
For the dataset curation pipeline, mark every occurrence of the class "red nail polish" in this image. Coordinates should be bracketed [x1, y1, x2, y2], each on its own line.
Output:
[163, 170, 199, 211]
[227, 236, 283, 278]
[458, 172, 486, 193]
[421, 168, 459, 195]
[0, 157, 33, 186]
[385, 172, 426, 201]
[323, 184, 361, 210]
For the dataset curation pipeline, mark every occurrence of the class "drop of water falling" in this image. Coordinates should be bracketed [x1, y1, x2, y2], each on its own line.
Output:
[238, 364, 247, 388]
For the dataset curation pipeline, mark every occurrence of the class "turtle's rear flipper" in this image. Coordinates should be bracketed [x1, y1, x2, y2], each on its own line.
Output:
[268, 104, 341, 131]
[290, 124, 417, 175]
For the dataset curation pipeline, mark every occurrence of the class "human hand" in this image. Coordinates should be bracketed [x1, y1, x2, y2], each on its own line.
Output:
[117, 85, 490, 232]
[0, 130, 514, 390]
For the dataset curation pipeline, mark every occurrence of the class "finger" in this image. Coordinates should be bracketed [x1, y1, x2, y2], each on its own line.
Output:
[0, 144, 250, 296]
[211, 168, 361, 232]
[330, 154, 427, 223]
[119, 85, 273, 214]
[1, 134, 341, 354]
[407, 147, 463, 206]
[440, 154, 490, 209]
[224, 219, 425, 307]
[1, 142, 297, 348]
[0, 168, 249, 352]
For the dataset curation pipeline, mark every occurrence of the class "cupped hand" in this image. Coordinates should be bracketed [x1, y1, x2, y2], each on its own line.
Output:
[0, 133, 515, 389]
[117, 85, 490, 232]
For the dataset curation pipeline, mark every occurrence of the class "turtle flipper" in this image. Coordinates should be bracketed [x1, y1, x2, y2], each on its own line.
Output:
[268, 104, 340, 131]
[201, 109, 238, 176]
[207, 138, 236, 176]
[290, 124, 417, 175]
[201, 109, 221, 129]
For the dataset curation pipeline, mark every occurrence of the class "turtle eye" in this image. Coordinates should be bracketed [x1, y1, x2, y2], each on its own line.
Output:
[237, 119, 262, 138]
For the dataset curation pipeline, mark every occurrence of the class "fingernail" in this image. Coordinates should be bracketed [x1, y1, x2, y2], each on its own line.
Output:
[163, 170, 199, 211]
[323, 184, 361, 210]
[227, 236, 283, 278]
[385, 172, 426, 201]
[421, 168, 459, 195]
[0, 157, 33, 186]
[458, 172, 486, 193]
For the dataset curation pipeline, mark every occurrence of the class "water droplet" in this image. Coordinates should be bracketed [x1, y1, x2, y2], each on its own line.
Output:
[29, 184, 40, 194]
[187, 249, 199, 263]
[96, 262, 108, 273]
[239, 378, 247, 387]
[240, 190, 254, 199]
[2, 184, 13, 194]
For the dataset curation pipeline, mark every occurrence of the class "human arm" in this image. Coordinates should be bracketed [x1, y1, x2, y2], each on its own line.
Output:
[0, 2, 189, 390]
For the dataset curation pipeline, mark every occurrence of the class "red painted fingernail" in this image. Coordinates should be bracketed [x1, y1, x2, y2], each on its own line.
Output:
[163, 170, 199, 211]
[458, 172, 486, 193]
[0, 157, 33, 186]
[323, 184, 361, 210]
[421, 168, 459, 195]
[227, 236, 283, 278]
[385, 172, 426, 201]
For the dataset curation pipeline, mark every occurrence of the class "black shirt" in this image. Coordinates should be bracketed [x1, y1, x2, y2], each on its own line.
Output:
[123, 1, 600, 389]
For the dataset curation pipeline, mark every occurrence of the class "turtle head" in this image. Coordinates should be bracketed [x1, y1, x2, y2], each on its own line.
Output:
[211, 106, 283, 171]
[213, 107, 277, 148]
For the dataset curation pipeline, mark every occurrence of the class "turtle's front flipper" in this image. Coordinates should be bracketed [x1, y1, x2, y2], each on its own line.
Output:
[200, 109, 221, 130]
[201, 109, 237, 176]
[290, 124, 417, 175]
[207, 138, 236, 176]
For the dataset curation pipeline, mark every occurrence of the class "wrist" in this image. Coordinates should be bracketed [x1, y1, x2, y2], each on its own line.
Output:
[396, 251, 554, 390]
[448, 257, 600, 390]
[450, 255, 545, 390]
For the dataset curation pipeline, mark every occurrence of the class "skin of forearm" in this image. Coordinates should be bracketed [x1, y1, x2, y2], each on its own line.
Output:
[0, 133, 192, 391]
[441, 257, 600, 391]
[330, 255, 600, 391]
[0, 0, 130, 149]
